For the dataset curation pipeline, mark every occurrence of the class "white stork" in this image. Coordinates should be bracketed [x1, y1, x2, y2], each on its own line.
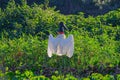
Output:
[47, 22, 74, 58]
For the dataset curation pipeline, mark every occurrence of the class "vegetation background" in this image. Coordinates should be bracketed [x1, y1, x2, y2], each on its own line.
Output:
[1, 0, 120, 16]
[0, 0, 120, 79]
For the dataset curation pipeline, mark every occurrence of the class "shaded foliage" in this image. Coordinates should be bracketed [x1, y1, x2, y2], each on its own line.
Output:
[0, 0, 120, 16]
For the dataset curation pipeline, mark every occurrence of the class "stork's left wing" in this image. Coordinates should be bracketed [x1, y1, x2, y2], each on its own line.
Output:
[47, 34, 58, 57]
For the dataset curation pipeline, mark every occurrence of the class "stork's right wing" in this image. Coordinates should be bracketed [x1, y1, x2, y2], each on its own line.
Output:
[65, 35, 74, 58]
[58, 35, 74, 58]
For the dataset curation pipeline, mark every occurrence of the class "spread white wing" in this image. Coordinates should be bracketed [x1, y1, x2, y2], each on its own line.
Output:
[65, 35, 74, 58]
[47, 34, 57, 57]
[47, 34, 74, 58]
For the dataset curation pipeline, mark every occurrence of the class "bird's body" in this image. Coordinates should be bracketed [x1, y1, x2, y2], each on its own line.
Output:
[47, 34, 74, 58]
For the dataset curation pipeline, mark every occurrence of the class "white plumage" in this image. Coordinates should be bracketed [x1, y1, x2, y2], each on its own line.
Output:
[47, 34, 74, 58]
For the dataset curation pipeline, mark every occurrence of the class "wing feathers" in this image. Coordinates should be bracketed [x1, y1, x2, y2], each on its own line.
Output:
[47, 34, 55, 57]
[47, 34, 74, 58]
[65, 35, 74, 58]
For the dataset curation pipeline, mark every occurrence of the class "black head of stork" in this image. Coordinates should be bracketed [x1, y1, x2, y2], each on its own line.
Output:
[58, 22, 68, 34]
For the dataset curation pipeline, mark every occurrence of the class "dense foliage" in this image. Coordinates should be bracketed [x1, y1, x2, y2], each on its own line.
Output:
[1, 0, 120, 16]
[1, 0, 120, 8]
[0, 0, 120, 79]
